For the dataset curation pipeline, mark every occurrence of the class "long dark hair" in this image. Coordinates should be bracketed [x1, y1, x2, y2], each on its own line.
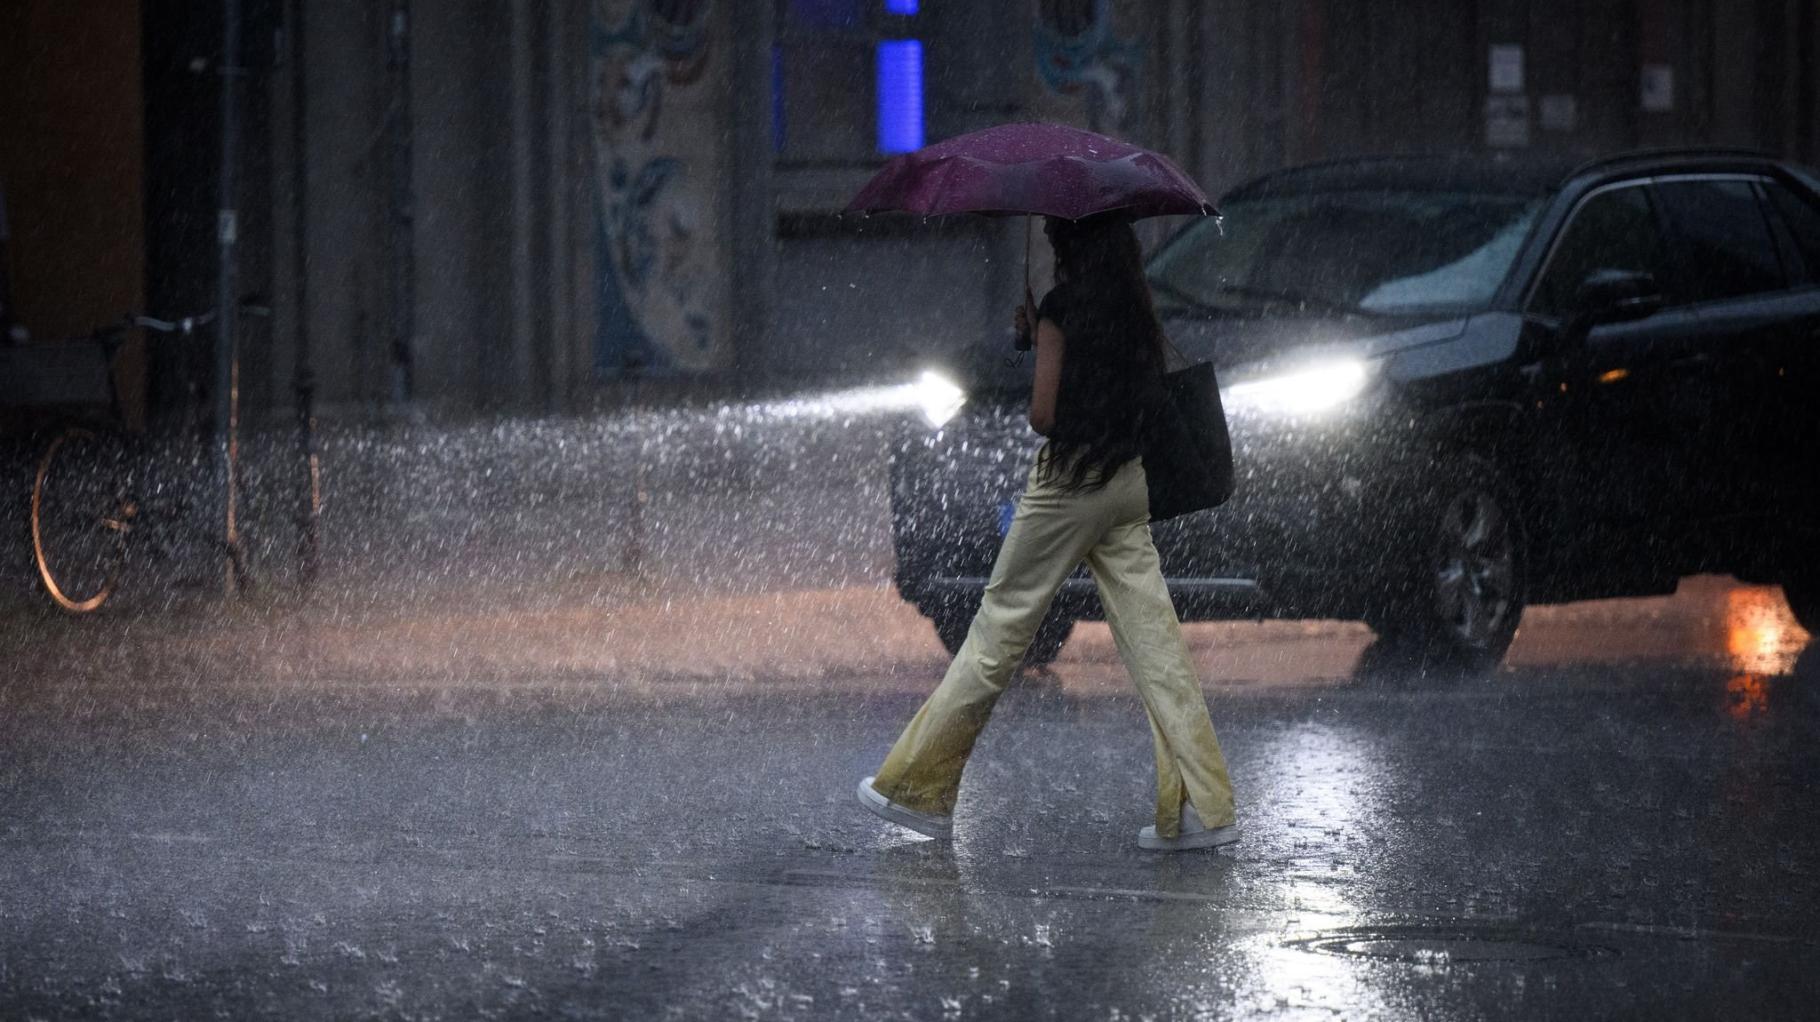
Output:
[1040, 214, 1169, 491]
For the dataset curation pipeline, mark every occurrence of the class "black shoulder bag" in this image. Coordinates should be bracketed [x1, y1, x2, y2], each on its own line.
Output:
[1142, 344, 1235, 523]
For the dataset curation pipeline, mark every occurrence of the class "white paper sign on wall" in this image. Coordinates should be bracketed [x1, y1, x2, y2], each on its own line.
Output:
[1489, 44, 1524, 93]
[1486, 94, 1530, 148]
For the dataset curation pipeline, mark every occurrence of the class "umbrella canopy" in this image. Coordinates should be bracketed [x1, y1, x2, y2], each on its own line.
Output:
[846, 122, 1215, 221]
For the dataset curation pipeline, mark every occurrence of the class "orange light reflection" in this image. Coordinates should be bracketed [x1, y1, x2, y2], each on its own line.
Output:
[1724, 586, 1801, 677]
[1724, 673, 1771, 720]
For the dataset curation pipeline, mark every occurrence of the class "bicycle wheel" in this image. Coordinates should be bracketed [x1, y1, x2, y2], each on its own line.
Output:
[31, 427, 132, 613]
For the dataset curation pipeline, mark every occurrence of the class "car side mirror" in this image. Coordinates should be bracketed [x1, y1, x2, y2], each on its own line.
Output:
[1568, 269, 1664, 334]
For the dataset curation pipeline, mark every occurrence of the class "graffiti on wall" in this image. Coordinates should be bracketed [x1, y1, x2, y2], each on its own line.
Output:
[1033, 0, 1143, 133]
[592, 0, 729, 375]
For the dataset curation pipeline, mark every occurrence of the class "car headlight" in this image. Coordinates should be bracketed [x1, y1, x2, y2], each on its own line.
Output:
[1222, 358, 1373, 416]
[914, 369, 967, 427]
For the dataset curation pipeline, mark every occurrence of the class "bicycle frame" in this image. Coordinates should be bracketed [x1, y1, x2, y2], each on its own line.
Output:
[24, 302, 318, 611]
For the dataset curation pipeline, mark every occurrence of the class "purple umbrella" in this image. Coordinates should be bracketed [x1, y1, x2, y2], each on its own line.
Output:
[847, 123, 1214, 317]
[846, 122, 1216, 221]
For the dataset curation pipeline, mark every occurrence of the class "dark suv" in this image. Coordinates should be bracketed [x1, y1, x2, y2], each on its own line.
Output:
[888, 150, 1820, 667]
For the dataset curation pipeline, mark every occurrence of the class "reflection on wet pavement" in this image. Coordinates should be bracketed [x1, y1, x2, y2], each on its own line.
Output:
[1724, 584, 1806, 676]
[5, 573, 1805, 700]
[1, 526, 1815, 1017]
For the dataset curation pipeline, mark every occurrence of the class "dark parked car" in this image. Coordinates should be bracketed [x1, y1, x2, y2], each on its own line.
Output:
[888, 150, 1820, 667]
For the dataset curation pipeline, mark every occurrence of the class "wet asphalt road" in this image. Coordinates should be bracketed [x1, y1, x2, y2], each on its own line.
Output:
[3, 579, 1818, 1020]
[2, 408, 1817, 1019]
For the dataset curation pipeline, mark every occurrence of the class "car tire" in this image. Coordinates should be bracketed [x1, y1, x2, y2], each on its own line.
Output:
[932, 605, 1075, 667]
[1784, 576, 1820, 635]
[1364, 452, 1527, 671]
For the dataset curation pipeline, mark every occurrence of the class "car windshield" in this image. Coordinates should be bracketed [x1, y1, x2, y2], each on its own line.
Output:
[1148, 189, 1546, 318]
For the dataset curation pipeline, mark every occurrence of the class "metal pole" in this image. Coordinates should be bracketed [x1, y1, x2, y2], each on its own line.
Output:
[216, 0, 244, 596]
[0, 183, 15, 340]
[386, 0, 416, 407]
[289, 0, 321, 586]
[509, 0, 536, 408]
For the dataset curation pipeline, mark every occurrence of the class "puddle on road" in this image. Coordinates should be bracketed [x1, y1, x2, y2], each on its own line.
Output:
[1287, 925, 1618, 963]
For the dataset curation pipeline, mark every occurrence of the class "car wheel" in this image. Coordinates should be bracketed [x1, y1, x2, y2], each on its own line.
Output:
[932, 605, 1075, 667]
[1365, 453, 1526, 670]
[1784, 576, 1820, 635]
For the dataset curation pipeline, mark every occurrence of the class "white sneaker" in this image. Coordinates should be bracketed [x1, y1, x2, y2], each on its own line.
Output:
[856, 776, 953, 839]
[1138, 803, 1239, 852]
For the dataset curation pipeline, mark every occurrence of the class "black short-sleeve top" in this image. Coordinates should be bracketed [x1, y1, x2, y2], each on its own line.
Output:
[1033, 281, 1160, 455]
[1036, 284, 1081, 342]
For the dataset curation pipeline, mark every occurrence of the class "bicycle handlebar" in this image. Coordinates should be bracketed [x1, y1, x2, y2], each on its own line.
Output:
[133, 312, 216, 335]
[81, 299, 270, 345]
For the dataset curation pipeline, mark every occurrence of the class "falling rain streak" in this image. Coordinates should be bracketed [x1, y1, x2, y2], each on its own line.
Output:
[4, 0, 1820, 1017]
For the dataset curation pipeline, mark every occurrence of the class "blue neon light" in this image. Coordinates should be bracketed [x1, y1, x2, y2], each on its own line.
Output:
[875, 40, 925, 154]
[885, 0, 920, 14]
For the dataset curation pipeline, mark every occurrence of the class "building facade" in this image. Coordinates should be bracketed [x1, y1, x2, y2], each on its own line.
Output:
[4, 1, 1817, 422]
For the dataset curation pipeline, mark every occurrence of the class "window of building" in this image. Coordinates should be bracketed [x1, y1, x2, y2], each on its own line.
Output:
[774, 1, 924, 162]
[1037, 0, 1103, 38]
[787, 0, 864, 30]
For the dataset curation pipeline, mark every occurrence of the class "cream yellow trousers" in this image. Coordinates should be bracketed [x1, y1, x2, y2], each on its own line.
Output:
[873, 453, 1236, 837]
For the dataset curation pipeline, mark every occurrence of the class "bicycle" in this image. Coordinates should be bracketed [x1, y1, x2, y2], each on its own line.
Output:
[19, 306, 320, 612]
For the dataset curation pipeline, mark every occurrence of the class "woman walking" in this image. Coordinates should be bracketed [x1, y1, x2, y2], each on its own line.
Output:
[858, 214, 1238, 852]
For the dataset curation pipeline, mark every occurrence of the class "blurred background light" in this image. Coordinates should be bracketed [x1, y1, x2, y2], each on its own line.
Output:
[875, 39, 925, 155]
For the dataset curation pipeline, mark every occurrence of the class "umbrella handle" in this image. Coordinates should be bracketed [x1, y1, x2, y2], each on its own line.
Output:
[1015, 216, 1035, 352]
[1024, 214, 1031, 298]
